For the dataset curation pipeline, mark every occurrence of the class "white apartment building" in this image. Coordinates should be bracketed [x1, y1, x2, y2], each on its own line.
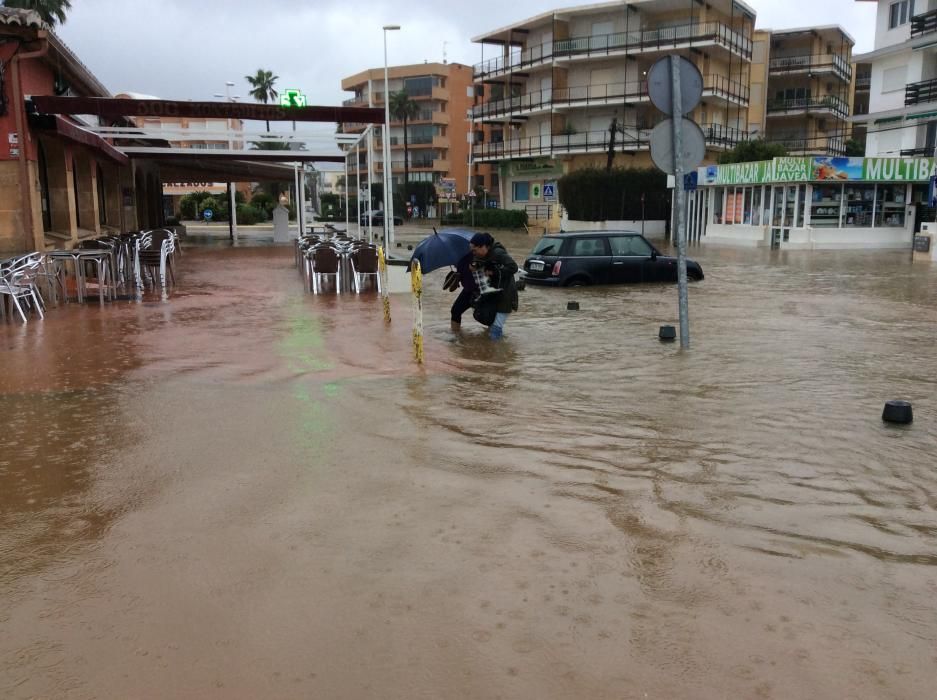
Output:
[854, 0, 937, 156]
[470, 0, 756, 214]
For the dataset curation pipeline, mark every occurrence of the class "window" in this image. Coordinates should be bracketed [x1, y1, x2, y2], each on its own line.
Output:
[609, 236, 653, 256]
[403, 76, 433, 96]
[513, 181, 530, 201]
[490, 173, 499, 188]
[889, 0, 914, 29]
[532, 236, 564, 255]
[97, 163, 107, 225]
[882, 65, 908, 93]
[570, 237, 609, 256]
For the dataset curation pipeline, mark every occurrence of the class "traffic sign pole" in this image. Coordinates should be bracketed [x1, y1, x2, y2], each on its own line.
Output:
[670, 55, 690, 349]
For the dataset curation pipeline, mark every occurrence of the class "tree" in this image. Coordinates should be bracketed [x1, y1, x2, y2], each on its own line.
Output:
[844, 138, 865, 157]
[718, 139, 788, 164]
[245, 69, 279, 131]
[389, 90, 420, 189]
[3, 0, 71, 26]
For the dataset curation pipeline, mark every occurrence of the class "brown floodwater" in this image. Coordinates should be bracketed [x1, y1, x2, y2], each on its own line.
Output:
[1, 236, 936, 699]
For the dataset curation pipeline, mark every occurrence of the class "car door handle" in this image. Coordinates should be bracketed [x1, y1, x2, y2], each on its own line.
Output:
[613, 262, 624, 265]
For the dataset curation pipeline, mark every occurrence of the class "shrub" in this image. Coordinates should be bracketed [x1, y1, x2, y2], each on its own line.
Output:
[558, 168, 670, 221]
[250, 192, 275, 215]
[441, 209, 528, 228]
[236, 204, 267, 225]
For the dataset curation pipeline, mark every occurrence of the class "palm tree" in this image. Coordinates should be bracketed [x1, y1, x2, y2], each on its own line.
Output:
[245, 69, 279, 132]
[389, 90, 421, 191]
[3, 0, 71, 26]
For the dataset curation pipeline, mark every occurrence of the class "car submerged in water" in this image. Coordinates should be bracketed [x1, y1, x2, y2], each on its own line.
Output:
[522, 231, 704, 287]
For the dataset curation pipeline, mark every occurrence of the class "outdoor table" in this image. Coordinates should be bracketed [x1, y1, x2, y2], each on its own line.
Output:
[48, 249, 116, 304]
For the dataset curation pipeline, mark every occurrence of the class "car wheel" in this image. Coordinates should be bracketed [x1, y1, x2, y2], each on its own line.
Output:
[565, 277, 590, 287]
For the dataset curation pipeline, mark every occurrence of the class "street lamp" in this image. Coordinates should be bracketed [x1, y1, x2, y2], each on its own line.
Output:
[214, 82, 240, 243]
[383, 24, 400, 252]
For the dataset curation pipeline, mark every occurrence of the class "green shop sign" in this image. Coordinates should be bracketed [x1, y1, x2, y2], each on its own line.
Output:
[701, 156, 936, 186]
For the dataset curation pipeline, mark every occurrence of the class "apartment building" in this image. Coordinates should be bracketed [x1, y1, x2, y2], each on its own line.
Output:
[749, 27, 855, 155]
[341, 62, 488, 198]
[854, 0, 937, 156]
[470, 0, 756, 213]
[853, 59, 872, 145]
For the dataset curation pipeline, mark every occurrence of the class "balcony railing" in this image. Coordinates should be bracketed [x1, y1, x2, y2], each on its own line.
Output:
[766, 95, 849, 118]
[911, 8, 937, 38]
[473, 21, 752, 79]
[767, 136, 846, 155]
[470, 75, 749, 120]
[900, 146, 935, 156]
[855, 75, 871, 91]
[768, 53, 851, 82]
[905, 77, 937, 106]
[471, 123, 748, 159]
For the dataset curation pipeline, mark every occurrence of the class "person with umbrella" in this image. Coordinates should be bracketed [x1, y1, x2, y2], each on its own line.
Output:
[468, 233, 518, 340]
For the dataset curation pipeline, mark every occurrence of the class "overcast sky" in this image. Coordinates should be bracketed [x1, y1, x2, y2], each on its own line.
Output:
[57, 0, 876, 107]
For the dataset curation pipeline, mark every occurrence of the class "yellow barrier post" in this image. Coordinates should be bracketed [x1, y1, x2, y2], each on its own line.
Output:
[377, 246, 391, 323]
[410, 260, 424, 365]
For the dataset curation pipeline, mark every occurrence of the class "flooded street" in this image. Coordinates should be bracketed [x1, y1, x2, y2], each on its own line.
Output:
[2, 235, 936, 699]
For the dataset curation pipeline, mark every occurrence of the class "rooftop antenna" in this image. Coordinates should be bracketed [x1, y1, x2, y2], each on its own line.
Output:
[443, 40, 448, 64]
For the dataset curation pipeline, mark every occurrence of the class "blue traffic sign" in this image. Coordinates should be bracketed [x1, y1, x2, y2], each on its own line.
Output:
[929, 175, 937, 208]
[683, 172, 698, 191]
[543, 183, 556, 200]
[203, 208, 213, 220]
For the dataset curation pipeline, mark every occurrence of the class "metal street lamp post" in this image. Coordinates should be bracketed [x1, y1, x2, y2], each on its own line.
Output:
[383, 24, 400, 252]
[214, 82, 240, 243]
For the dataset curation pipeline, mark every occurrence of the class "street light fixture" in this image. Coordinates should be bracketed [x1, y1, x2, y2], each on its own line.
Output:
[383, 24, 400, 252]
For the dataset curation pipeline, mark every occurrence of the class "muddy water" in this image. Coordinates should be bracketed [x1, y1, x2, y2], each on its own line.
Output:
[1, 238, 936, 699]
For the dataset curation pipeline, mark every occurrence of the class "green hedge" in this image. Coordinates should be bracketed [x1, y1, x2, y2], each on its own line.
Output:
[236, 204, 267, 225]
[440, 209, 528, 228]
[558, 168, 670, 221]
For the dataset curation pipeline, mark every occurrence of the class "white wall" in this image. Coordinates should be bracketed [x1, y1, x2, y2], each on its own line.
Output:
[874, 0, 912, 50]
[704, 224, 768, 247]
[562, 217, 667, 239]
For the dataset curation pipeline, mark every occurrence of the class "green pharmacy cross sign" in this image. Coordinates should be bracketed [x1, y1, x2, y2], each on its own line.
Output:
[280, 89, 307, 108]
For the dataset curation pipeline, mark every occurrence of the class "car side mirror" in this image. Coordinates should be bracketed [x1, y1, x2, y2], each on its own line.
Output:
[650, 250, 658, 260]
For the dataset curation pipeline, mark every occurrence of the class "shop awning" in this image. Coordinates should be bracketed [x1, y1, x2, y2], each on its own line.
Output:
[906, 111, 937, 120]
[29, 114, 129, 165]
[150, 156, 307, 183]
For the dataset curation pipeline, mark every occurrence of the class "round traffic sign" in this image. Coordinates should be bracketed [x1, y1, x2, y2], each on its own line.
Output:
[203, 208, 214, 221]
[649, 118, 706, 175]
[647, 56, 703, 116]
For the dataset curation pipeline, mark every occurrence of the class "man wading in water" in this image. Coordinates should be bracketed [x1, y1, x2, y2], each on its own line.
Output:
[468, 233, 518, 340]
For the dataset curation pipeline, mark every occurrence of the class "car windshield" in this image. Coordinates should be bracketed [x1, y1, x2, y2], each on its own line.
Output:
[531, 237, 564, 255]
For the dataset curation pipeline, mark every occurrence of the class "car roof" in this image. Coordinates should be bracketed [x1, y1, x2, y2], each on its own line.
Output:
[547, 230, 641, 237]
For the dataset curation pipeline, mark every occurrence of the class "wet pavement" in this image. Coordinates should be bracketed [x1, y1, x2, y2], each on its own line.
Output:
[1, 235, 936, 699]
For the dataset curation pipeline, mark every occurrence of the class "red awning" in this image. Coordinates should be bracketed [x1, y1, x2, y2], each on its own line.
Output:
[31, 114, 129, 166]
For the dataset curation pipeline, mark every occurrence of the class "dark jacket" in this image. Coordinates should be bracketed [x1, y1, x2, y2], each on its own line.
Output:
[455, 252, 477, 294]
[480, 242, 518, 313]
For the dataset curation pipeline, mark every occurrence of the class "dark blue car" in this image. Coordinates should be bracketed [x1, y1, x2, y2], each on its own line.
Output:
[522, 231, 704, 287]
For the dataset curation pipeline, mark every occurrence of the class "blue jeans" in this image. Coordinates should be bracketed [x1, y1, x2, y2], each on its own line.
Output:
[490, 312, 509, 340]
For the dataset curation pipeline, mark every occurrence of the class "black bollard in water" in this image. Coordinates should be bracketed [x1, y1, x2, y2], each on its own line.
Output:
[567, 301, 580, 311]
[407, 245, 413, 251]
[659, 325, 676, 341]
[882, 400, 913, 424]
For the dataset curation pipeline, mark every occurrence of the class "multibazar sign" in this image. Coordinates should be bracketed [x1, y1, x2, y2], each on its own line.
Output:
[702, 156, 936, 185]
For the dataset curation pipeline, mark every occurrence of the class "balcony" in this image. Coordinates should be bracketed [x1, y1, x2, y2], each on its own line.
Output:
[472, 22, 752, 80]
[432, 135, 450, 149]
[471, 123, 748, 161]
[768, 54, 851, 83]
[766, 95, 849, 118]
[900, 146, 935, 156]
[767, 136, 846, 155]
[469, 75, 749, 121]
[855, 75, 871, 92]
[905, 77, 937, 106]
[911, 8, 937, 38]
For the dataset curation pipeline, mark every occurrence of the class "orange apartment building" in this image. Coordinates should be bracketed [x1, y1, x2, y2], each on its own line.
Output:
[340, 62, 494, 204]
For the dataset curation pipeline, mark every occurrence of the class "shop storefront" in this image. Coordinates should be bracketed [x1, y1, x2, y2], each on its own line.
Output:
[690, 156, 932, 250]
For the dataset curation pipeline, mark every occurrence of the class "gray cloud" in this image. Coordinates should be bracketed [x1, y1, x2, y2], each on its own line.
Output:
[57, 0, 876, 107]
